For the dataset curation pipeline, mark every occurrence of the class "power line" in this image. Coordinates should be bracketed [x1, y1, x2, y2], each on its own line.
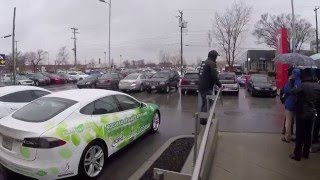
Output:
[71, 27, 79, 66]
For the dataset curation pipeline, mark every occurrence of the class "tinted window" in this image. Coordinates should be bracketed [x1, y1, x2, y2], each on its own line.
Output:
[81, 96, 119, 115]
[252, 76, 268, 83]
[184, 73, 199, 79]
[100, 74, 118, 79]
[0, 91, 35, 103]
[116, 95, 140, 111]
[153, 72, 169, 78]
[219, 74, 235, 80]
[12, 97, 77, 122]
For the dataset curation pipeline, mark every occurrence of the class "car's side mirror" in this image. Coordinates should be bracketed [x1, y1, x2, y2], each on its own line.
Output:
[140, 102, 146, 108]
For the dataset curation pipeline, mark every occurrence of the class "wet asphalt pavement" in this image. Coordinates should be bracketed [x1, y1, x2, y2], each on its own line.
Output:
[7, 84, 283, 180]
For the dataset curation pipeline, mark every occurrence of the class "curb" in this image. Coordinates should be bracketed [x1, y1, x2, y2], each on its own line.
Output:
[128, 135, 194, 180]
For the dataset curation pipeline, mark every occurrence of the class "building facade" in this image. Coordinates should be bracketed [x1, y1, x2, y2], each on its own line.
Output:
[238, 50, 276, 74]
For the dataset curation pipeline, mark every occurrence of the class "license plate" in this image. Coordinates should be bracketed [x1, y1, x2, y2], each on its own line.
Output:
[2, 136, 13, 151]
[152, 86, 156, 89]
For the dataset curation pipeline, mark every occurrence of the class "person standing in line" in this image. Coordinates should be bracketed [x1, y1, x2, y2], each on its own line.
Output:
[198, 50, 222, 125]
[289, 69, 320, 161]
[281, 75, 296, 142]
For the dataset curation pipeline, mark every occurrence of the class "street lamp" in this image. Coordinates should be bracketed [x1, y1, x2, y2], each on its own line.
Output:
[0, 35, 12, 39]
[99, 0, 111, 70]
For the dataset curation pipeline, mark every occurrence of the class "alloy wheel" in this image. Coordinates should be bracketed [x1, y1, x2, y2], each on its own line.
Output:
[84, 145, 105, 178]
[152, 113, 160, 132]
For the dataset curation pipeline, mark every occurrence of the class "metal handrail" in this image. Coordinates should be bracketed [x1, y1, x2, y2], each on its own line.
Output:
[191, 89, 221, 180]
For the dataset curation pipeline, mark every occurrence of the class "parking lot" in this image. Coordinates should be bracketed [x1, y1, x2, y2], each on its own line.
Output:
[6, 84, 283, 180]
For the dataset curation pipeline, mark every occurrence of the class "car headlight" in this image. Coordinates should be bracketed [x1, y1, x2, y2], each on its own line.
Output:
[131, 83, 136, 86]
[272, 87, 277, 90]
[85, 82, 91, 85]
[254, 87, 261, 90]
[160, 82, 165, 85]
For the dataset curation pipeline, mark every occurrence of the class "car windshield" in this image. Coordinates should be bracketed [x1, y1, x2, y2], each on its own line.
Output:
[16, 75, 29, 80]
[34, 74, 46, 78]
[12, 97, 77, 122]
[100, 73, 118, 79]
[86, 74, 100, 80]
[219, 74, 235, 80]
[184, 73, 198, 79]
[125, 74, 139, 80]
[252, 76, 269, 83]
[153, 72, 169, 78]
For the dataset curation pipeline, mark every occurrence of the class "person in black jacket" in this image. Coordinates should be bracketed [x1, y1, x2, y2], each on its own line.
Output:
[289, 69, 320, 161]
[198, 50, 222, 125]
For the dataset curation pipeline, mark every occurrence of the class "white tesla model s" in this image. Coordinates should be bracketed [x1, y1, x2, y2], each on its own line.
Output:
[0, 89, 160, 179]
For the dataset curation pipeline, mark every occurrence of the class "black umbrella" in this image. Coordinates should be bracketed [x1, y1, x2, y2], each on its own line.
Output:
[273, 53, 317, 67]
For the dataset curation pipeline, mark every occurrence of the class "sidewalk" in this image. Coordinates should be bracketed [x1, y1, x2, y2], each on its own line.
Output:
[209, 132, 320, 180]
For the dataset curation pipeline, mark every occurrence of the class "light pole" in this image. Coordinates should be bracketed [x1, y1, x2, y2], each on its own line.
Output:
[99, 0, 111, 70]
[104, 52, 107, 68]
[120, 55, 122, 67]
[291, 0, 296, 53]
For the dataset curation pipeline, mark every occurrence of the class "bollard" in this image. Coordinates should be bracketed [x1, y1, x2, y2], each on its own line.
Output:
[155, 171, 164, 180]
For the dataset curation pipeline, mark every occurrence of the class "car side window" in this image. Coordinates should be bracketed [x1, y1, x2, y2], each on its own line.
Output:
[115, 95, 140, 111]
[80, 96, 119, 115]
[0, 90, 35, 103]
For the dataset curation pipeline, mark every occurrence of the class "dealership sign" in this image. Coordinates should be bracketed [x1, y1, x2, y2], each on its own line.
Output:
[0, 54, 5, 66]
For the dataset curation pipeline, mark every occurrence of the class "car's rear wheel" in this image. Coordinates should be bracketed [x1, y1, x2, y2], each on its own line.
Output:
[151, 112, 160, 133]
[91, 83, 96, 88]
[250, 88, 255, 97]
[79, 141, 106, 179]
[147, 89, 152, 94]
[165, 85, 170, 93]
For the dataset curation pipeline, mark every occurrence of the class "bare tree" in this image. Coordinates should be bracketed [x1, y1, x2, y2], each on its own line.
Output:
[56, 46, 69, 67]
[253, 13, 315, 52]
[26, 50, 47, 72]
[170, 53, 180, 67]
[213, 1, 252, 71]
[123, 60, 130, 68]
[158, 50, 170, 63]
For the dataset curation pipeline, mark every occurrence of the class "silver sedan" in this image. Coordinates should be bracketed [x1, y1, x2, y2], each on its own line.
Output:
[119, 73, 148, 92]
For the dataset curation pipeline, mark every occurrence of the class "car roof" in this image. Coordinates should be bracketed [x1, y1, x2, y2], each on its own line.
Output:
[45, 89, 125, 106]
[0, 86, 51, 96]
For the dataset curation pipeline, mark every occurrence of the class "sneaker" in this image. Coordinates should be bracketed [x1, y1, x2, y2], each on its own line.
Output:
[281, 137, 290, 143]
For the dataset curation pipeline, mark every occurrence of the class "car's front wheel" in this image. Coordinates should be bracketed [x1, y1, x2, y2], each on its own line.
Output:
[35, 81, 39, 86]
[79, 141, 106, 179]
[151, 112, 160, 133]
[91, 83, 96, 88]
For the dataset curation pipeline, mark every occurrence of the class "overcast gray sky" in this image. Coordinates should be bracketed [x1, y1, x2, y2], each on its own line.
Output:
[0, 0, 319, 66]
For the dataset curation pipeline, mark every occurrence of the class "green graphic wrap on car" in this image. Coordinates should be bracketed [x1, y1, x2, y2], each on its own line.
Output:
[20, 146, 31, 159]
[59, 148, 72, 159]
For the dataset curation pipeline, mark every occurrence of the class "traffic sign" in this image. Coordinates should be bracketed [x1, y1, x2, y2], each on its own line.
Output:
[0, 54, 5, 66]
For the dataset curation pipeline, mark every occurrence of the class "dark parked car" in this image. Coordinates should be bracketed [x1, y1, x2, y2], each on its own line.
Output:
[58, 73, 77, 83]
[25, 73, 51, 86]
[48, 74, 67, 84]
[247, 74, 276, 97]
[145, 70, 180, 94]
[96, 73, 123, 90]
[77, 74, 102, 89]
[180, 72, 199, 94]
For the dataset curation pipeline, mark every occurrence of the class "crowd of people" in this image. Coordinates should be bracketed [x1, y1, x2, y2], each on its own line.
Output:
[280, 67, 320, 161]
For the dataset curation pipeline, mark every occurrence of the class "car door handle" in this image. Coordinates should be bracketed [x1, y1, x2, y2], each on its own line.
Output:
[11, 107, 18, 110]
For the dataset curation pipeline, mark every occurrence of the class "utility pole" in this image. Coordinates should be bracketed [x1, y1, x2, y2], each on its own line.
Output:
[120, 55, 122, 67]
[71, 27, 79, 66]
[12, 7, 16, 85]
[104, 52, 107, 68]
[178, 10, 187, 75]
[291, 0, 296, 53]
[15, 40, 18, 57]
[315, 6, 319, 53]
